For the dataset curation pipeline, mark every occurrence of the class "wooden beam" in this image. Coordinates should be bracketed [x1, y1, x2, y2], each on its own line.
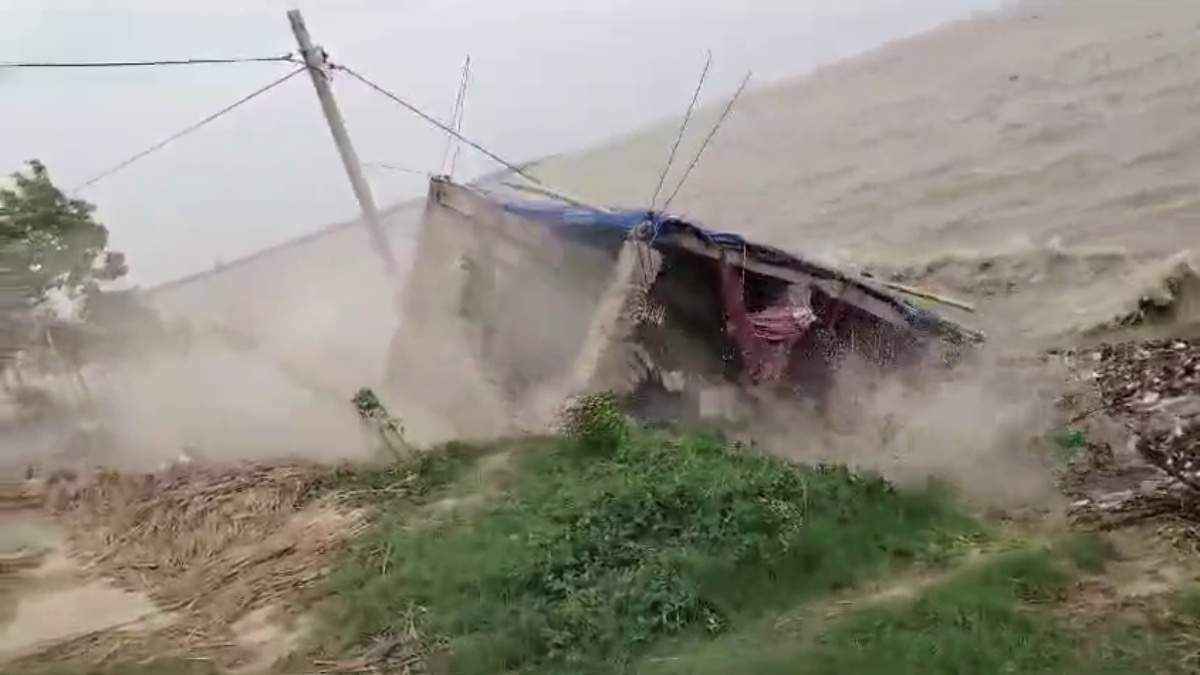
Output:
[865, 278, 975, 313]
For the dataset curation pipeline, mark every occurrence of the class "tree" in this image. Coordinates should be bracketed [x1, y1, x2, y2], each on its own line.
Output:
[0, 160, 129, 382]
[0, 159, 125, 314]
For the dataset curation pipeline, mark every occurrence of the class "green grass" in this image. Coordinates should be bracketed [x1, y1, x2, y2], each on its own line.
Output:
[1053, 531, 1117, 574]
[642, 538, 1187, 675]
[322, 396, 1198, 675]
[1173, 584, 1200, 621]
[327, 394, 981, 675]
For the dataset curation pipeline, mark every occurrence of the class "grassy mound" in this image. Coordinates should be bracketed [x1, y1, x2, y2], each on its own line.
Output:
[328, 395, 979, 675]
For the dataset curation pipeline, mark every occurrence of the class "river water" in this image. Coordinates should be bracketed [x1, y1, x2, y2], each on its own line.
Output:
[532, 3, 1200, 349]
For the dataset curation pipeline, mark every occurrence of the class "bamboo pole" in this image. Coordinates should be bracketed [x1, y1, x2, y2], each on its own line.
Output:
[867, 278, 976, 313]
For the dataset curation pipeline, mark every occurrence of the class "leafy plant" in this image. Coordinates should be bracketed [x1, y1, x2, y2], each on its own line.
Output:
[352, 387, 409, 457]
[559, 392, 629, 456]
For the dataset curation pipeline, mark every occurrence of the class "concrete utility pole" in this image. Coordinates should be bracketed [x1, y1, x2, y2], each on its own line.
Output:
[287, 9, 400, 285]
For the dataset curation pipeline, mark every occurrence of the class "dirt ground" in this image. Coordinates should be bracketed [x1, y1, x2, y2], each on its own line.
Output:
[0, 464, 366, 673]
[0, 502, 168, 665]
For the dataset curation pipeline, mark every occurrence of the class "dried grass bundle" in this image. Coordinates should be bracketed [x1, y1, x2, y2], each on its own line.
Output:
[55, 462, 364, 626]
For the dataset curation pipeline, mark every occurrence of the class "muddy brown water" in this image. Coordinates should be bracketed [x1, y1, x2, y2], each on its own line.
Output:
[530, 3, 1200, 350]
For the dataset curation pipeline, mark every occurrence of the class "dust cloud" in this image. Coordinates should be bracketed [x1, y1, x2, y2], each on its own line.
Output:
[0, 339, 376, 475]
[96, 343, 372, 470]
[381, 239, 618, 445]
[731, 239, 1200, 510]
[745, 346, 1065, 509]
[742, 244, 1200, 509]
[382, 180, 627, 444]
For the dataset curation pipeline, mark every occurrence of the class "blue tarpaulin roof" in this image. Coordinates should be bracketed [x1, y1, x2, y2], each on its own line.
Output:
[494, 198, 751, 249]
[479, 187, 981, 345]
[495, 201, 650, 233]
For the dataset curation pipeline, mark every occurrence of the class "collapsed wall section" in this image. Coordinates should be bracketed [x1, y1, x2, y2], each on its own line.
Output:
[387, 179, 625, 439]
[554, 238, 664, 400]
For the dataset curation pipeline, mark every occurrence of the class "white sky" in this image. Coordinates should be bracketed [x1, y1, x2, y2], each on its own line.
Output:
[0, 0, 1001, 285]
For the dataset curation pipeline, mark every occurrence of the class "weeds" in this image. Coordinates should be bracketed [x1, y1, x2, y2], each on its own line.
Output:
[1053, 531, 1116, 574]
[352, 387, 409, 458]
[330, 438, 488, 506]
[328, 394, 979, 675]
[1174, 585, 1200, 620]
[559, 392, 629, 456]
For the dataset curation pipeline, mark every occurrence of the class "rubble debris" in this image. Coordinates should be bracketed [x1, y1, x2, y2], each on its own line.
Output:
[1089, 339, 1200, 485]
[1068, 475, 1196, 530]
[1088, 340, 1200, 413]
[1065, 338, 1200, 524]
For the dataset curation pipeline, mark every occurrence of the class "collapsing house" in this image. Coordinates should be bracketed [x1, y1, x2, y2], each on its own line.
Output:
[390, 177, 983, 434]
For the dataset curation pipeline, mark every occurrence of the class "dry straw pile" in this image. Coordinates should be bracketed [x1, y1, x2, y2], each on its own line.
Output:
[52, 461, 364, 626]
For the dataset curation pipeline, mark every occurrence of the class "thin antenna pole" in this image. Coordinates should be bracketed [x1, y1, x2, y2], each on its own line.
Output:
[651, 50, 712, 208]
[442, 56, 472, 178]
[663, 71, 752, 211]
